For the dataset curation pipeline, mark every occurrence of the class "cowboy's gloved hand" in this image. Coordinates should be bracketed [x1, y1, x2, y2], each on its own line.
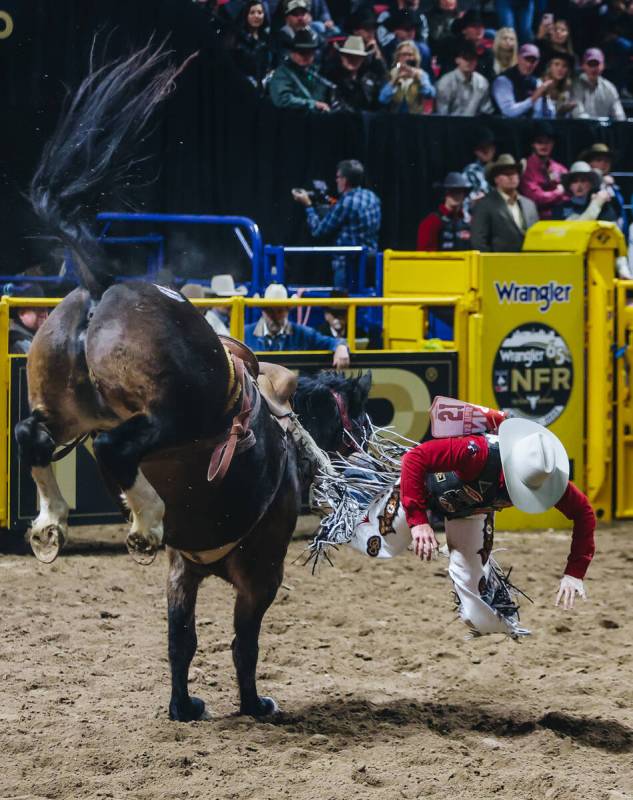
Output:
[411, 523, 439, 561]
[555, 574, 586, 610]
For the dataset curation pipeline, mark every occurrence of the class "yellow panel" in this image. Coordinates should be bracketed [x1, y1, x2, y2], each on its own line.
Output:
[615, 282, 633, 517]
[383, 249, 477, 296]
[524, 220, 626, 255]
[477, 252, 585, 530]
[585, 249, 615, 521]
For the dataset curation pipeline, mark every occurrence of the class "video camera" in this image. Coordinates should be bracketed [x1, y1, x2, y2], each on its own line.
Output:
[292, 179, 336, 218]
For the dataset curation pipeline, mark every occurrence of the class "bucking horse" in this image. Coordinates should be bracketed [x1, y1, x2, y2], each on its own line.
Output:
[15, 42, 373, 722]
[16, 42, 305, 722]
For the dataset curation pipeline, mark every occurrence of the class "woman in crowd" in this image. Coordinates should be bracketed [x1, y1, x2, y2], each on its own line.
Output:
[378, 39, 436, 113]
[232, 0, 275, 93]
[536, 15, 576, 70]
[493, 26, 518, 74]
[543, 52, 583, 116]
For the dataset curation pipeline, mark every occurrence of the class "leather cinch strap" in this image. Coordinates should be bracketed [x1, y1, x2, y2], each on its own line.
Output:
[207, 356, 257, 486]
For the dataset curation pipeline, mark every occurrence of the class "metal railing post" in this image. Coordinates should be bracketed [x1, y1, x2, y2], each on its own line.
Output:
[0, 298, 11, 527]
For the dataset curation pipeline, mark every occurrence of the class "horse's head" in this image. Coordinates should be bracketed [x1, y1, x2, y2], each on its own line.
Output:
[294, 370, 372, 455]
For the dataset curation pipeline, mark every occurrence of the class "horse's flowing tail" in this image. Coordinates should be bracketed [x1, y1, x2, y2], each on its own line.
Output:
[29, 40, 184, 299]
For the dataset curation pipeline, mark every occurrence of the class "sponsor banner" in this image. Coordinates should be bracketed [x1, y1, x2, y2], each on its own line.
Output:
[494, 280, 572, 313]
[479, 252, 584, 530]
[8, 351, 457, 530]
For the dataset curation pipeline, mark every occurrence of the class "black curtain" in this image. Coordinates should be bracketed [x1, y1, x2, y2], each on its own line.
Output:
[2, 0, 633, 281]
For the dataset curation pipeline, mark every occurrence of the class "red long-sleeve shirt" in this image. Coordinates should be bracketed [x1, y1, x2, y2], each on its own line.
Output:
[401, 436, 596, 579]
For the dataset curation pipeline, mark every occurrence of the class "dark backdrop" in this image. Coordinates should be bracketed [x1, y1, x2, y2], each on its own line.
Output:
[1, 0, 633, 281]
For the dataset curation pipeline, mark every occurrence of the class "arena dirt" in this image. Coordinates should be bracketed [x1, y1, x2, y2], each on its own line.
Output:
[1, 519, 633, 800]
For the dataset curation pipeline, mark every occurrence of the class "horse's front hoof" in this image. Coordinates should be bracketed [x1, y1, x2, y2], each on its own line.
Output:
[169, 695, 207, 722]
[126, 531, 159, 566]
[30, 523, 65, 564]
[242, 696, 280, 718]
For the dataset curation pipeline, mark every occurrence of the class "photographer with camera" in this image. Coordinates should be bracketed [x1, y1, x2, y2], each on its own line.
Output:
[292, 159, 381, 289]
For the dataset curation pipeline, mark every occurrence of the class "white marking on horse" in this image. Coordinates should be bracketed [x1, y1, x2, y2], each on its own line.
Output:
[154, 285, 186, 302]
[122, 469, 165, 549]
[30, 465, 70, 561]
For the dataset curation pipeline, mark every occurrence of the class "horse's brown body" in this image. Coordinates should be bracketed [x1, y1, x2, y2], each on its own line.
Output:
[28, 283, 230, 443]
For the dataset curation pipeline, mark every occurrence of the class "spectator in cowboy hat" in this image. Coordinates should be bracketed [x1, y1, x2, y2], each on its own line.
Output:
[416, 172, 473, 251]
[181, 275, 248, 336]
[435, 40, 494, 115]
[322, 35, 387, 111]
[461, 125, 496, 214]
[347, 8, 386, 65]
[552, 161, 619, 223]
[244, 283, 350, 368]
[578, 142, 627, 231]
[269, 29, 331, 111]
[273, 0, 323, 58]
[471, 154, 538, 252]
[492, 43, 556, 117]
[519, 120, 568, 219]
[447, 10, 495, 83]
[571, 48, 626, 120]
[380, 7, 431, 69]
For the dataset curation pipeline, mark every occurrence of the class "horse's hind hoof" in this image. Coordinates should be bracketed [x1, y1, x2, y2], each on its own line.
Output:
[169, 695, 207, 722]
[243, 696, 280, 718]
[126, 531, 159, 566]
[30, 524, 65, 564]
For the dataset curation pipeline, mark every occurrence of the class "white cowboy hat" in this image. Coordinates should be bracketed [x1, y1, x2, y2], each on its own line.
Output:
[498, 418, 569, 513]
[263, 283, 289, 301]
[336, 35, 369, 57]
[209, 274, 248, 296]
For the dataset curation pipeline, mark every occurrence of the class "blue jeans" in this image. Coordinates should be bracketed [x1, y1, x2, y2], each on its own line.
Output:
[495, 0, 535, 43]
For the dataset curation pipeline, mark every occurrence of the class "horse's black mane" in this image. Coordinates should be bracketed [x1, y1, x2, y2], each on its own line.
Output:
[297, 370, 360, 397]
[294, 370, 372, 454]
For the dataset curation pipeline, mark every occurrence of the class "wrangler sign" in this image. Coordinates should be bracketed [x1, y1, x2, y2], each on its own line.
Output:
[477, 251, 584, 530]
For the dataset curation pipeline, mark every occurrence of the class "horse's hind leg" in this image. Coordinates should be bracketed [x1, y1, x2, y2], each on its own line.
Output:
[93, 414, 166, 565]
[15, 414, 69, 563]
[166, 548, 207, 721]
[229, 558, 285, 717]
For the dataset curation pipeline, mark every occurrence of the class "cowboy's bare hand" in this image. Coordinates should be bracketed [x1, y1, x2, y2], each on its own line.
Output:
[555, 574, 587, 610]
[333, 344, 350, 370]
[411, 524, 439, 561]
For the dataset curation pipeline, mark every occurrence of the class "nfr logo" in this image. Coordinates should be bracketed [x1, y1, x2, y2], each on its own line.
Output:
[492, 323, 573, 426]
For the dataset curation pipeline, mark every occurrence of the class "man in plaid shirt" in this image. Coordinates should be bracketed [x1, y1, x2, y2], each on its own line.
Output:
[292, 159, 381, 288]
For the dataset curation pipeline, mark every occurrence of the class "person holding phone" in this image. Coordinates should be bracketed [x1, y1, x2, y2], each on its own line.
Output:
[378, 39, 435, 114]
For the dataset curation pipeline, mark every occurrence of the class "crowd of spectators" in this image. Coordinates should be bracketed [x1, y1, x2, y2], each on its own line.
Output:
[202, 0, 633, 119]
[417, 122, 631, 259]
